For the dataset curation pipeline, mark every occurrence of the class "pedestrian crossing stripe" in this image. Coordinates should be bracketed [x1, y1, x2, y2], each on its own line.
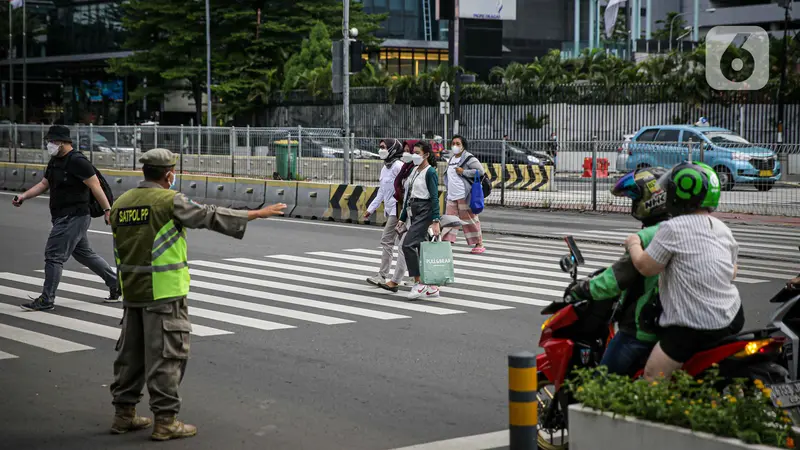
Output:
[0, 234, 791, 363]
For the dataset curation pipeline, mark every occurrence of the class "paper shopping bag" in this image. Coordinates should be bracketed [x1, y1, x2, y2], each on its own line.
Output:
[419, 241, 455, 286]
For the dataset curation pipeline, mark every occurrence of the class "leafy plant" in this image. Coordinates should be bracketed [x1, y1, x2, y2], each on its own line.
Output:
[568, 366, 797, 448]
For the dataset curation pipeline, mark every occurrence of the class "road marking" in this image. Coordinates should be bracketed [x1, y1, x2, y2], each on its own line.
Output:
[0, 295, 119, 339]
[390, 430, 508, 450]
[220, 258, 511, 311]
[48, 271, 292, 332]
[0, 323, 92, 354]
[0, 350, 18, 360]
[0, 272, 232, 337]
[312, 250, 578, 282]
[272, 217, 382, 232]
[187, 274, 412, 320]
[189, 266, 458, 316]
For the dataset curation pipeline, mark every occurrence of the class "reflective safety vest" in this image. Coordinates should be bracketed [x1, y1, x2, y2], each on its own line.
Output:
[111, 187, 190, 303]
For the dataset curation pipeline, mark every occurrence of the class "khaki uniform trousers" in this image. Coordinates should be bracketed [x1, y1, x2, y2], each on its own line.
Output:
[110, 297, 192, 417]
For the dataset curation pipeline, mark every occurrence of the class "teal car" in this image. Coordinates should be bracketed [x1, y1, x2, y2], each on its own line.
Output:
[624, 125, 782, 191]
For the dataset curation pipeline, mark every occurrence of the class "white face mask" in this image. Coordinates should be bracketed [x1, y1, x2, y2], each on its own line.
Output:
[378, 149, 389, 160]
[452, 145, 463, 155]
[401, 153, 413, 164]
[411, 154, 424, 166]
[46, 142, 61, 156]
[168, 172, 178, 190]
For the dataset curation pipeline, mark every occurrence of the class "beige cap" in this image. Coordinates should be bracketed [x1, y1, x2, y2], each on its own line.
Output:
[139, 148, 178, 167]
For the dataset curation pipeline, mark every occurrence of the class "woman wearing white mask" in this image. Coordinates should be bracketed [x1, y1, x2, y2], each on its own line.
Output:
[365, 139, 409, 288]
[442, 135, 485, 254]
[394, 141, 441, 300]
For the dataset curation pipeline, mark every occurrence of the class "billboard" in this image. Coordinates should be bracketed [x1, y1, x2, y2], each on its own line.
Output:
[459, 0, 516, 21]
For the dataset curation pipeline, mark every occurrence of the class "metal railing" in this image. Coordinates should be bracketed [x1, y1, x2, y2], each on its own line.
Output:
[4, 124, 799, 217]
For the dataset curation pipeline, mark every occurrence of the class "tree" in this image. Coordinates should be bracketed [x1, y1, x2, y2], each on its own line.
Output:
[282, 22, 333, 92]
[652, 12, 688, 42]
[107, 0, 210, 125]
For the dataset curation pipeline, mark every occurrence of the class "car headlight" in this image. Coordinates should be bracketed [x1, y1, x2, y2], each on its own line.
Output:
[527, 155, 540, 164]
[731, 152, 751, 161]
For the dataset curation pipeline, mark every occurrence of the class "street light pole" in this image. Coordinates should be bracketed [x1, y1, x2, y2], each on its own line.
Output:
[343, 0, 351, 184]
[204, 0, 212, 127]
[669, 12, 687, 52]
[777, 3, 790, 143]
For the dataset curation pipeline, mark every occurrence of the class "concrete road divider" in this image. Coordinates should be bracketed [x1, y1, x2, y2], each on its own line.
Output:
[21, 164, 46, 191]
[265, 181, 297, 216]
[179, 174, 208, 203]
[232, 178, 267, 210]
[292, 182, 331, 220]
[204, 177, 236, 208]
[5, 165, 24, 191]
[104, 170, 142, 199]
[324, 184, 364, 223]
[483, 163, 553, 192]
[0, 163, 7, 190]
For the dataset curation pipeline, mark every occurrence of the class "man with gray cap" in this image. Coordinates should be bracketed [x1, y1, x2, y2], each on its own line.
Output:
[12, 124, 119, 311]
[108, 148, 286, 441]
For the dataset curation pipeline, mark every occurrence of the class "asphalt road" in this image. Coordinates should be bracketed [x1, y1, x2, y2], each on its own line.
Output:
[0, 192, 792, 450]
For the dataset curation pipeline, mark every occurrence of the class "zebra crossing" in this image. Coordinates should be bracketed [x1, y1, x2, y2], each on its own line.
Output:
[0, 235, 791, 363]
[549, 225, 800, 264]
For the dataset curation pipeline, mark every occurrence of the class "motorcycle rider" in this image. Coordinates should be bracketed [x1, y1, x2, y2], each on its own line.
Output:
[567, 167, 670, 376]
[626, 161, 743, 382]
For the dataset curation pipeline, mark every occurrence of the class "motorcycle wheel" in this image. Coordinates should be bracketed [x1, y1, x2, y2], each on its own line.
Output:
[537, 381, 569, 450]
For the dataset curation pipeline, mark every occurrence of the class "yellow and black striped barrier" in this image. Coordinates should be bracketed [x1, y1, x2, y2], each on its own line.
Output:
[482, 163, 552, 191]
[509, 351, 537, 449]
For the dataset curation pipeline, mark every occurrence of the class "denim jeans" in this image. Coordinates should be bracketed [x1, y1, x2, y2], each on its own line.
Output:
[42, 214, 117, 303]
[600, 331, 655, 377]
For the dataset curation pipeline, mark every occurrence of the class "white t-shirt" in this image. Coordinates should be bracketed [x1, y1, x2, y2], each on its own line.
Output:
[446, 156, 467, 201]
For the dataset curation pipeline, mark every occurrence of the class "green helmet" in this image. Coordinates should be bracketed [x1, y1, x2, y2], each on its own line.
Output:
[657, 161, 721, 215]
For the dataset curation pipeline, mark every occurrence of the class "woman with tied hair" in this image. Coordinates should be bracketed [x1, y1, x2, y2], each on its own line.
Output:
[442, 135, 486, 254]
[365, 139, 410, 287]
[390, 141, 441, 300]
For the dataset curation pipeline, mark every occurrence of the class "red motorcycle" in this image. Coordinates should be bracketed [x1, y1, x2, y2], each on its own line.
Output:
[535, 236, 796, 450]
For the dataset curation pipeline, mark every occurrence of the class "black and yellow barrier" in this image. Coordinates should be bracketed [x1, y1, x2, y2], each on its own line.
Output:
[483, 163, 552, 192]
[324, 184, 385, 225]
[509, 351, 538, 449]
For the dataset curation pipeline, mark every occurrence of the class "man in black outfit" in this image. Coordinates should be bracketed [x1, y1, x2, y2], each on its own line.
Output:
[12, 125, 119, 311]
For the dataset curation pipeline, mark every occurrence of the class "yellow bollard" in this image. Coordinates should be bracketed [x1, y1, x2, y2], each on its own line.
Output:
[509, 351, 537, 449]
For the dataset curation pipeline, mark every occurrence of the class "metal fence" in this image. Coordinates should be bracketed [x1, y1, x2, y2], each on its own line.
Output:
[4, 124, 799, 217]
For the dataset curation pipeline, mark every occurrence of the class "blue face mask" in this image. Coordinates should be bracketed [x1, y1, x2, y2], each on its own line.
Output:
[169, 172, 178, 190]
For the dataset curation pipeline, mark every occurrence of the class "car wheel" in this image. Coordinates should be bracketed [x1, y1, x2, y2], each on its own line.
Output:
[714, 166, 734, 191]
[755, 181, 775, 192]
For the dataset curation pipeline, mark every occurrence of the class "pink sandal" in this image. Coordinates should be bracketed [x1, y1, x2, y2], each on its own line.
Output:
[470, 246, 486, 254]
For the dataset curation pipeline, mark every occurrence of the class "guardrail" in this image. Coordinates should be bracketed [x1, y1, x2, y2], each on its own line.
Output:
[3, 124, 799, 217]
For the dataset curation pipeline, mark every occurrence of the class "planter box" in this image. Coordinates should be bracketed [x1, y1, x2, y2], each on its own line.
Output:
[568, 404, 782, 450]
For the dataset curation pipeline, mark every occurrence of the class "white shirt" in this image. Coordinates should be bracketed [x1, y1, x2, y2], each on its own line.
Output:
[405, 165, 432, 200]
[368, 160, 403, 217]
[446, 155, 467, 201]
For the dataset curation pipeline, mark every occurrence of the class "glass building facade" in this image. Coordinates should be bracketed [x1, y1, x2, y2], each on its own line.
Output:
[359, 0, 451, 76]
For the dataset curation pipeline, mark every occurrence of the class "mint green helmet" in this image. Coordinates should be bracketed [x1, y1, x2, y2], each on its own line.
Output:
[657, 161, 721, 215]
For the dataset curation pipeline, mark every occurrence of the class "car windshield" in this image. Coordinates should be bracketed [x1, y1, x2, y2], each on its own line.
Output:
[702, 132, 750, 146]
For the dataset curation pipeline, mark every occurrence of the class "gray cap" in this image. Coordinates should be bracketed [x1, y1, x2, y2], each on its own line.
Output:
[139, 148, 178, 167]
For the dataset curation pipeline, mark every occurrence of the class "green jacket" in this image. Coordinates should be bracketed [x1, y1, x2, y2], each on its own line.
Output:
[569, 225, 660, 343]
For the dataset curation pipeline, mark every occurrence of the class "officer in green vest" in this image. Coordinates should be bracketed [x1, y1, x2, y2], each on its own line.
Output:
[108, 148, 287, 441]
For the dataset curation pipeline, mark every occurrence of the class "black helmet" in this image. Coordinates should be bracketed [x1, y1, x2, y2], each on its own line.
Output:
[611, 167, 671, 227]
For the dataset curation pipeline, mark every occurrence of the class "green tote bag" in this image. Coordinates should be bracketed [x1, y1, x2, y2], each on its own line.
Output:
[419, 239, 455, 286]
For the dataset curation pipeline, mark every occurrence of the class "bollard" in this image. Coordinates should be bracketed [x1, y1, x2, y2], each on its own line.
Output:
[509, 351, 537, 449]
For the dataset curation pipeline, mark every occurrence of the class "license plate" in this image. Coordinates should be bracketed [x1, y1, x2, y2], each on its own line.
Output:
[759, 170, 773, 177]
[769, 381, 800, 408]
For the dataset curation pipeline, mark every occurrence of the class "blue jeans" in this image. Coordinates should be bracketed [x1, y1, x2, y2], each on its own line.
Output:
[42, 214, 117, 303]
[600, 331, 655, 377]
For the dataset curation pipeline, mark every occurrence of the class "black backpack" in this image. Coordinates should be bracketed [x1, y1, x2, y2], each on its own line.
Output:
[67, 151, 114, 218]
[459, 155, 492, 198]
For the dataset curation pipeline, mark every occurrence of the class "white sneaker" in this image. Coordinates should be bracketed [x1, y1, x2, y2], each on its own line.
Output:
[408, 284, 440, 300]
[366, 275, 385, 286]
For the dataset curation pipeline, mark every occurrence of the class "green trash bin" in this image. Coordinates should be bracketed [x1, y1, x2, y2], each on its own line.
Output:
[273, 139, 299, 180]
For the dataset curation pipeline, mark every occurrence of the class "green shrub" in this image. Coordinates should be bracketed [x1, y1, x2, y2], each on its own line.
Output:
[568, 366, 796, 448]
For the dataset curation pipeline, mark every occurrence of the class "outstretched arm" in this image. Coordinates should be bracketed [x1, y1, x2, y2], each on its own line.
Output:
[173, 193, 286, 240]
